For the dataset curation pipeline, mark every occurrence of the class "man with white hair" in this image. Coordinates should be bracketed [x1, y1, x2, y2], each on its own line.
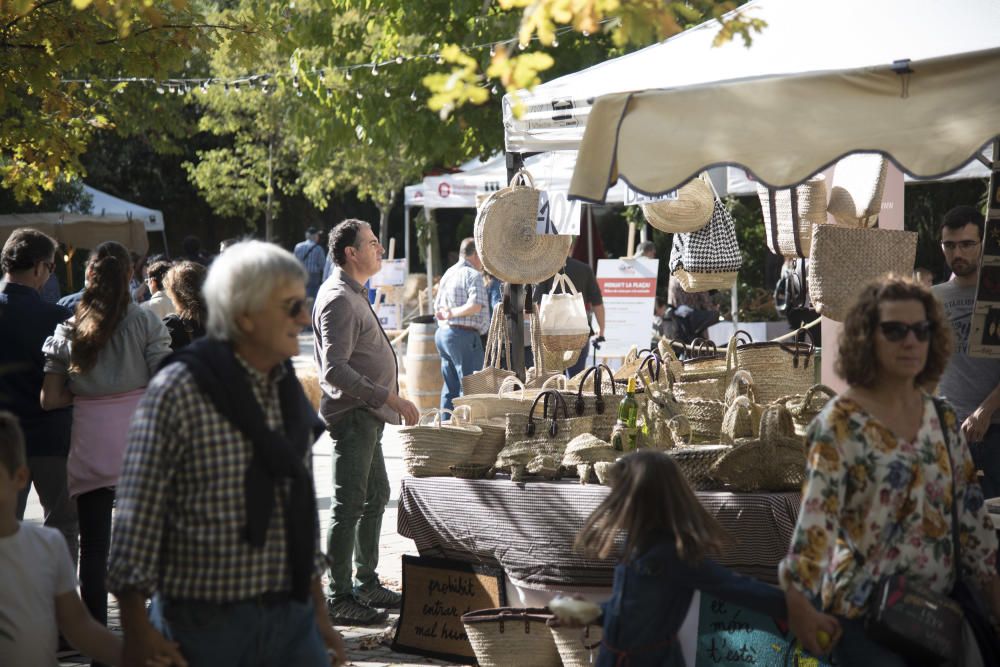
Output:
[107, 240, 345, 666]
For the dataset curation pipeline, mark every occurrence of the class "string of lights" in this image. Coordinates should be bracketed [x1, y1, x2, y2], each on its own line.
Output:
[58, 18, 616, 94]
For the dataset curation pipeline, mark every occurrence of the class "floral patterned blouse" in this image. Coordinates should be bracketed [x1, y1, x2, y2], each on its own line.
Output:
[779, 394, 997, 619]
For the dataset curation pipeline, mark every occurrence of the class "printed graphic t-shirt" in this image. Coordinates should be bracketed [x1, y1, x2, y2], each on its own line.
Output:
[932, 280, 1000, 424]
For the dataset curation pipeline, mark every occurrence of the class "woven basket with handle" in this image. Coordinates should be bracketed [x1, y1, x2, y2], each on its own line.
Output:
[734, 327, 817, 405]
[399, 407, 483, 477]
[777, 384, 837, 436]
[826, 154, 888, 227]
[547, 620, 603, 667]
[756, 175, 827, 259]
[462, 608, 559, 667]
[709, 404, 806, 492]
[475, 169, 572, 285]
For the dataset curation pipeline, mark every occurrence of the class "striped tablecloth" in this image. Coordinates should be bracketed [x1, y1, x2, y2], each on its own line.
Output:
[397, 477, 800, 587]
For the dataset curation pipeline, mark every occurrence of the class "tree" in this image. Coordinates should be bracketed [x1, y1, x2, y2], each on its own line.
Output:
[0, 0, 258, 203]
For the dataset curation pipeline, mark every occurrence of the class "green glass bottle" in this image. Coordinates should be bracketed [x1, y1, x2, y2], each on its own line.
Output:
[616, 376, 640, 452]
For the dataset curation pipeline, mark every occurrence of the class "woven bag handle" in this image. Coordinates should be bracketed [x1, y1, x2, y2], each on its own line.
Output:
[498, 376, 526, 398]
[548, 272, 580, 297]
[700, 171, 721, 202]
[722, 396, 755, 442]
[689, 338, 717, 359]
[759, 404, 796, 455]
[802, 384, 836, 412]
[483, 307, 507, 369]
[668, 415, 692, 446]
[417, 407, 452, 428]
[529, 309, 546, 376]
[509, 168, 536, 189]
[724, 369, 757, 406]
[540, 374, 568, 391]
[451, 404, 473, 426]
[778, 326, 816, 369]
[639, 353, 662, 382]
[657, 337, 684, 367]
[525, 389, 569, 438]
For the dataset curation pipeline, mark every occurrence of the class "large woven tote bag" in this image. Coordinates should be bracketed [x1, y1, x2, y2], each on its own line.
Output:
[463, 306, 515, 395]
[640, 173, 714, 233]
[474, 169, 572, 285]
[756, 175, 828, 259]
[809, 224, 917, 321]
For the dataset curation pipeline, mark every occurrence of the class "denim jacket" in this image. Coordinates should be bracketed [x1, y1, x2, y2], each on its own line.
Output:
[598, 537, 787, 667]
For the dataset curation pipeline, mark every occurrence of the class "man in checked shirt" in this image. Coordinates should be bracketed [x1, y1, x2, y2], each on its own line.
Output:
[107, 241, 346, 666]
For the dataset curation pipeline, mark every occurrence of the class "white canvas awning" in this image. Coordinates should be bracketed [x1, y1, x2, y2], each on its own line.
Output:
[0, 212, 149, 255]
[78, 184, 165, 233]
[505, 0, 1000, 164]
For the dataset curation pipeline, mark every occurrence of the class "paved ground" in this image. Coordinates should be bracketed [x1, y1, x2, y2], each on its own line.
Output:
[23, 334, 458, 666]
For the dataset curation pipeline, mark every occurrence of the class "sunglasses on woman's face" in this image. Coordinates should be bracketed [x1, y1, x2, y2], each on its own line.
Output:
[286, 297, 314, 319]
[878, 320, 932, 342]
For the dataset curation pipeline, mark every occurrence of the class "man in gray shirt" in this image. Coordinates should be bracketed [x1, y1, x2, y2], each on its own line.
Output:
[313, 219, 418, 625]
[933, 205, 1000, 497]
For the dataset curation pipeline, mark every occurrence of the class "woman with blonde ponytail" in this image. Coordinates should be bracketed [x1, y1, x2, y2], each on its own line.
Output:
[40, 241, 170, 656]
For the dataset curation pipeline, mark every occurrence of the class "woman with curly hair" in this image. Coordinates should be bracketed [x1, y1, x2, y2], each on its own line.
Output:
[162, 260, 207, 350]
[780, 275, 1000, 665]
[39, 241, 170, 653]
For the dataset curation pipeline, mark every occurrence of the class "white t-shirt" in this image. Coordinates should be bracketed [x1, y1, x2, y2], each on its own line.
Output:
[0, 523, 77, 667]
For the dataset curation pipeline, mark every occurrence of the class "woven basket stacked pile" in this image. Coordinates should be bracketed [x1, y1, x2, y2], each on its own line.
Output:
[399, 407, 482, 478]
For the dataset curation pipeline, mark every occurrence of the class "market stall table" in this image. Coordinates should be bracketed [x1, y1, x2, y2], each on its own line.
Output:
[397, 477, 800, 588]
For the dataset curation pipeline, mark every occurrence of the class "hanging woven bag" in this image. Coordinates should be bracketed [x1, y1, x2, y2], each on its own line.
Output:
[733, 327, 817, 405]
[668, 183, 743, 292]
[756, 174, 828, 258]
[474, 169, 572, 285]
[463, 306, 515, 395]
[826, 154, 889, 227]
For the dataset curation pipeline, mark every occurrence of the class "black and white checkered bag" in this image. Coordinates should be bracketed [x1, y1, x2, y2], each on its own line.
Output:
[668, 200, 742, 291]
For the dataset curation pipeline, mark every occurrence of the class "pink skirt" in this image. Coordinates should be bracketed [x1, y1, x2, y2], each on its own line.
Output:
[68, 388, 145, 498]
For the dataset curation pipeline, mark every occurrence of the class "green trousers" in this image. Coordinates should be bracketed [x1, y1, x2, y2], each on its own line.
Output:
[326, 408, 390, 600]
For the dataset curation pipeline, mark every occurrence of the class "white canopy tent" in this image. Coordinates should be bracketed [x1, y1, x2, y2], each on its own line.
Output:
[505, 0, 1000, 159]
[72, 184, 168, 253]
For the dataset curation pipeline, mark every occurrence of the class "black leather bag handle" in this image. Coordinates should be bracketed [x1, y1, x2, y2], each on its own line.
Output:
[526, 390, 568, 438]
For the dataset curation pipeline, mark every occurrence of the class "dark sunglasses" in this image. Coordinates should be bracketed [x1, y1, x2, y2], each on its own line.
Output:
[878, 320, 932, 342]
[286, 297, 314, 319]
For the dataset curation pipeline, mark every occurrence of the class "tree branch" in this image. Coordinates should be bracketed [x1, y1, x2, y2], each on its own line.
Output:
[2, 0, 62, 34]
[94, 22, 255, 46]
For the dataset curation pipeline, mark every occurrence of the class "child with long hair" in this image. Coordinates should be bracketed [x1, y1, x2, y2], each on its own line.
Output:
[560, 450, 821, 666]
[40, 241, 171, 662]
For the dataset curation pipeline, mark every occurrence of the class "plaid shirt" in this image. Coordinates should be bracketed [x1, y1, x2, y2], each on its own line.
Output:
[434, 259, 490, 334]
[294, 239, 326, 277]
[106, 355, 324, 601]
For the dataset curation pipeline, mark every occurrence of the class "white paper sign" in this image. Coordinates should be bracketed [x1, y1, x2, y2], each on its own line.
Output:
[376, 303, 403, 331]
[535, 190, 581, 235]
[623, 184, 678, 206]
[596, 257, 658, 358]
[370, 258, 407, 287]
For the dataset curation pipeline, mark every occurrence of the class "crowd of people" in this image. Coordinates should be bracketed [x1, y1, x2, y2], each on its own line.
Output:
[0, 202, 998, 666]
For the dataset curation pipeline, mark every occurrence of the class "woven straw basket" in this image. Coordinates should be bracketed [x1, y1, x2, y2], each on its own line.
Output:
[452, 377, 536, 421]
[468, 417, 507, 467]
[826, 154, 888, 227]
[673, 267, 737, 292]
[474, 169, 572, 285]
[777, 384, 836, 436]
[809, 225, 918, 322]
[669, 445, 731, 491]
[398, 407, 482, 477]
[756, 174, 828, 258]
[734, 331, 816, 405]
[710, 404, 806, 492]
[548, 622, 603, 667]
[462, 608, 560, 667]
[463, 306, 515, 396]
[640, 174, 715, 233]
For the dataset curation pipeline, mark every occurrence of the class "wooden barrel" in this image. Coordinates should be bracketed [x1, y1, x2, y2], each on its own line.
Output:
[405, 322, 443, 411]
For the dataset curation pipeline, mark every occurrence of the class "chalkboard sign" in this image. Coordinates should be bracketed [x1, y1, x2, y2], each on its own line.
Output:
[392, 555, 507, 664]
[696, 594, 837, 667]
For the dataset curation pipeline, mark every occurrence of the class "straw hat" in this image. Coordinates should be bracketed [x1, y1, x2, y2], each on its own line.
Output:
[640, 174, 714, 233]
[826, 154, 888, 227]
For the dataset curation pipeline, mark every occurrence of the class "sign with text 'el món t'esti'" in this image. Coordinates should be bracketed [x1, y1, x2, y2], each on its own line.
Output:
[596, 257, 658, 359]
[392, 555, 506, 664]
[696, 594, 836, 667]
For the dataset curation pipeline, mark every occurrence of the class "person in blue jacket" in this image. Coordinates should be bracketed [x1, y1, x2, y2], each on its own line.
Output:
[562, 450, 832, 666]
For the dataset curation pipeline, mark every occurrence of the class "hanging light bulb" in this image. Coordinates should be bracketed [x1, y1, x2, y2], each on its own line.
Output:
[326, 88, 333, 99]
[490, 84, 498, 95]
[224, 82, 229, 94]
[156, 84, 165, 94]
[356, 90, 363, 99]
[409, 90, 417, 101]
[383, 88, 391, 98]
[200, 81, 209, 93]
[84, 81, 92, 89]
[435, 53, 444, 64]
[552, 37, 559, 47]
[232, 81, 240, 93]
[292, 76, 299, 88]
[345, 70, 352, 81]
[395, 56, 404, 64]
[582, 30, 590, 37]
[371, 63, 379, 76]
[489, 44, 496, 57]
[518, 41, 527, 51]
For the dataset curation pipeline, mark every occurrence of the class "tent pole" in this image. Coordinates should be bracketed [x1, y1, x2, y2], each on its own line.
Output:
[506, 152, 527, 381]
[587, 205, 595, 267]
[404, 206, 411, 274]
[425, 207, 434, 313]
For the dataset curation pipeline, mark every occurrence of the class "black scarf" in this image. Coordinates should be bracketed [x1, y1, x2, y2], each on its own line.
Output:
[166, 338, 324, 601]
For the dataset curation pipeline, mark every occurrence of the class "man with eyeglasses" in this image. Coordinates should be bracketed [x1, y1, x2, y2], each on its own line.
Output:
[107, 240, 346, 666]
[313, 219, 418, 625]
[0, 228, 77, 564]
[933, 205, 1000, 497]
